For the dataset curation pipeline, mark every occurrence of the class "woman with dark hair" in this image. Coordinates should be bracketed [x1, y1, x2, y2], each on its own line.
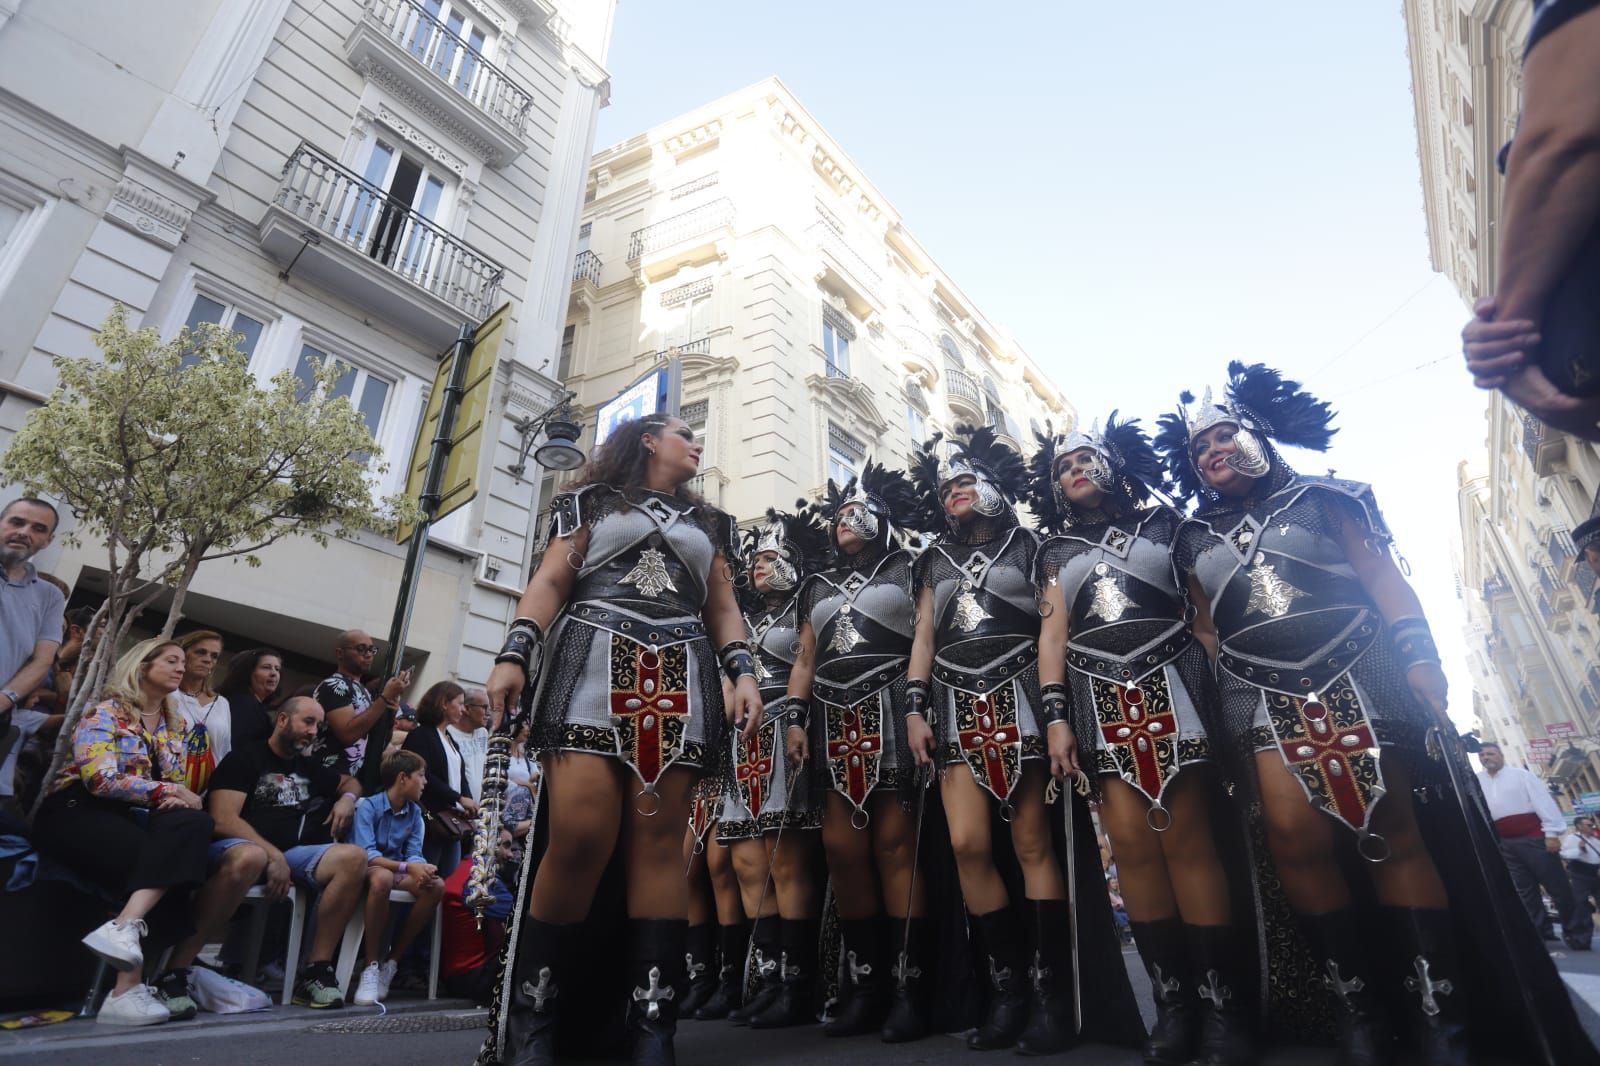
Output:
[481, 413, 758, 1066]
[217, 648, 283, 751]
[781, 460, 940, 1043]
[403, 679, 480, 875]
[1154, 362, 1599, 1066]
[1032, 417, 1250, 1065]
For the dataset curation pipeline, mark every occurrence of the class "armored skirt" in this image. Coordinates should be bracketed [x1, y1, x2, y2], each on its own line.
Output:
[717, 593, 821, 842]
[1174, 474, 1600, 1063]
[528, 487, 731, 793]
[917, 526, 1046, 809]
[1039, 508, 1213, 820]
[800, 548, 918, 820]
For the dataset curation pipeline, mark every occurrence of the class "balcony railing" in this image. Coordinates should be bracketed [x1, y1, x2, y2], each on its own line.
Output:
[628, 198, 735, 261]
[271, 142, 503, 321]
[1551, 528, 1577, 571]
[363, 0, 531, 138]
[946, 367, 983, 409]
[1523, 414, 1569, 476]
[572, 249, 602, 287]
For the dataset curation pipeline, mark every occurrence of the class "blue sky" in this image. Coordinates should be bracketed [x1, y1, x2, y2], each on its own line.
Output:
[594, 2, 1486, 728]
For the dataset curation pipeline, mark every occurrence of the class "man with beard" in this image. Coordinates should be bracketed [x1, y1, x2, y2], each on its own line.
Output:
[0, 499, 67, 804]
[207, 696, 369, 1008]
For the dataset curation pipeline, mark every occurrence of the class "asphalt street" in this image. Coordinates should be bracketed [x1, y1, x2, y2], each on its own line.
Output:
[6, 943, 1600, 1065]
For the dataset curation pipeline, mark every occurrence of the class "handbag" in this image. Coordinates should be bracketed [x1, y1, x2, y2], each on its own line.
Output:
[425, 805, 474, 844]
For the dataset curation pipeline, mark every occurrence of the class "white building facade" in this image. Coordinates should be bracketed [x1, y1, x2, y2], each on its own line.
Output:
[0, 0, 614, 688]
[556, 78, 1074, 528]
[1406, 0, 1600, 802]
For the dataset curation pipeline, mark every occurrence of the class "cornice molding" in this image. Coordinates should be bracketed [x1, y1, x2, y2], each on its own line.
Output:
[357, 57, 501, 162]
[105, 147, 216, 249]
[805, 372, 888, 436]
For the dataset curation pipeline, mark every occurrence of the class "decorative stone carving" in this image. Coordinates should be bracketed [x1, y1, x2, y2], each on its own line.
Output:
[376, 103, 469, 176]
[665, 120, 723, 157]
[359, 57, 500, 162]
[105, 150, 212, 249]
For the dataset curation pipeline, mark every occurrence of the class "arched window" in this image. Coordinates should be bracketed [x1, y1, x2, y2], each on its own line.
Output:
[940, 333, 964, 374]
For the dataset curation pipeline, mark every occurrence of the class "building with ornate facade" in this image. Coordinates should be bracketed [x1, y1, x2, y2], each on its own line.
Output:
[0, 0, 614, 688]
[553, 77, 1074, 529]
[1406, 0, 1600, 804]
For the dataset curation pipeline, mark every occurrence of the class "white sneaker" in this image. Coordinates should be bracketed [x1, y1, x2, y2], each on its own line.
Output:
[376, 959, 398, 1000]
[96, 984, 170, 1026]
[353, 962, 383, 1006]
[82, 918, 146, 972]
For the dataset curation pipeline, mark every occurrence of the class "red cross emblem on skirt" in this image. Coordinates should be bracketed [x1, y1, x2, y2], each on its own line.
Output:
[957, 690, 1021, 804]
[1271, 686, 1381, 833]
[734, 723, 774, 819]
[826, 700, 882, 812]
[1097, 682, 1178, 804]
[609, 642, 689, 788]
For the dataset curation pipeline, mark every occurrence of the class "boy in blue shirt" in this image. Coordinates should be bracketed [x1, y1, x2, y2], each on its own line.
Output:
[351, 749, 444, 1005]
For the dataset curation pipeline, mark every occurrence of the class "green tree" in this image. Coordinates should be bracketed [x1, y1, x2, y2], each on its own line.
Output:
[1, 305, 420, 809]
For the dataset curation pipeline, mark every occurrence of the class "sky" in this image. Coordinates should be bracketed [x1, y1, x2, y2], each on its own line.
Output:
[593, 2, 1487, 730]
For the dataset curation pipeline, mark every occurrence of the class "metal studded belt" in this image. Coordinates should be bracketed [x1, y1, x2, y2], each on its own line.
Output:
[566, 602, 707, 648]
[1067, 634, 1191, 686]
[813, 657, 909, 705]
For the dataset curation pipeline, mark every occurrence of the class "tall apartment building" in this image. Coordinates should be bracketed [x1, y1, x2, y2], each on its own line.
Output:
[0, 0, 614, 688]
[1405, 0, 1600, 801]
[555, 78, 1073, 528]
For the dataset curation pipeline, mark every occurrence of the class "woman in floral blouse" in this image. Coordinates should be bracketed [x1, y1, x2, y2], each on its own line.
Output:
[34, 638, 212, 1027]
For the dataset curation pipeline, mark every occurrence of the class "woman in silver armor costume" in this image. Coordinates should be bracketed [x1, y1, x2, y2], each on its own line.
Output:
[482, 413, 761, 1066]
[704, 508, 830, 1028]
[1031, 415, 1253, 1066]
[1154, 363, 1599, 1066]
[781, 460, 933, 1042]
[903, 426, 1072, 1053]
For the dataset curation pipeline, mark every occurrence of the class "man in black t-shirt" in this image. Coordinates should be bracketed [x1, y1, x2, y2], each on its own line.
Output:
[310, 630, 412, 784]
[207, 696, 370, 1009]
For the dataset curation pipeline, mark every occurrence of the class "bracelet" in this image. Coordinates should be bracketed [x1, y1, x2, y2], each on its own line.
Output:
[340, 791, 359, 803]
[906, 678, 929, 721]
[1040, 681, 1070, 726]
[1390, 616, 1440, 671]
[496, 617, 546, 674]
[783, 696, 809, 730]
[720, 640, 758, 683]
[397, 862, 407, 879]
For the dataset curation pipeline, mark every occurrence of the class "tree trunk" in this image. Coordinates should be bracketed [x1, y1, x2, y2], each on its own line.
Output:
[159, 548, 206, 638]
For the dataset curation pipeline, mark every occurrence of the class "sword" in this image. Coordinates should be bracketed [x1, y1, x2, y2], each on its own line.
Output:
[1062, 772, 1084, 1034]
[748, 752, 803, 934]
[896, 763, 932, 988]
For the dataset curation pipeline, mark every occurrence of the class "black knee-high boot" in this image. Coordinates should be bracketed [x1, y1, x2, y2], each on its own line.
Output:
[1300, 910, 1394, 1066]
[1017, 899, 1075, 1056]
[1186, 924, 1256, 1066]
[1129, 917, 1198, 1065]
[880, 916, 930, 1044]
[1385, 908, 1467, 1066]
[968, 907, 1029, 1049]
[680, 924, 717, 1017]
[728, 915, 781, 1025]
[750, 918, 820, 1028]
[626, 919, 687, 1066]
[504, 919, 569, 1066]
[692, 921, 748, 1020]
[825, 917, 888, 1036]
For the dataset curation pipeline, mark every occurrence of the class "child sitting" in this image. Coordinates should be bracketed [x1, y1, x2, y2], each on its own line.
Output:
[351, 749, 445, 1005]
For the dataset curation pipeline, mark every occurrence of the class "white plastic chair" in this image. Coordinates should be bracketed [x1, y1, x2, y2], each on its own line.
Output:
[236, 884, 309, 1007]
[334, 888, 442, 1002]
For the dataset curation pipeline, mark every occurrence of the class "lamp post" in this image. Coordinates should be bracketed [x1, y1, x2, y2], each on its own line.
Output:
[509, 392, 584, 480]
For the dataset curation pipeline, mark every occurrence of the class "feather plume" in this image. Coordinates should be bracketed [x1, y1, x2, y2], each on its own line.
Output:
[1225, 361, 1336, 452]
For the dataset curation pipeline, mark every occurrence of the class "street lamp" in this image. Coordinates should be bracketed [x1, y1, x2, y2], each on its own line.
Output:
[510, 392, 584, 480]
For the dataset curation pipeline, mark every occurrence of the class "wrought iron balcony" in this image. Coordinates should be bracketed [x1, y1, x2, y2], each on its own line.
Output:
[1522, 415, 1568, 477]
[345, 0, 533, 164]
[945, 367, 984, 414]
[627, 198, 735, 275]
[260, 142, 505, 344]
[573, 250, 602, 288]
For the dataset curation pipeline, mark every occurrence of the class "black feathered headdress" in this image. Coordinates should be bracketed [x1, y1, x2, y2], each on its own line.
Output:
[1153, 361, 1337, 504]
[816, 458, 921, 558]
[908, 424, 1029, 534]
[743, 505, 830, 583]
[1028, 412, 1166, 533]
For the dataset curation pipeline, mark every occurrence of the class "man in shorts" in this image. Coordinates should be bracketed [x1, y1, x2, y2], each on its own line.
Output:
[208, 696, 368, 1008]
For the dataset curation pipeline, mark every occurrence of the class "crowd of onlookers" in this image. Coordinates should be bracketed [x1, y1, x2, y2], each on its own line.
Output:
[0, 498, 541, 1026]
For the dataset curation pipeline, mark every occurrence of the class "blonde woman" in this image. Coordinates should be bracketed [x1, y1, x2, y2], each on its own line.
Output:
[173, 629, 230, 793]
[34, 638, 211, 1026]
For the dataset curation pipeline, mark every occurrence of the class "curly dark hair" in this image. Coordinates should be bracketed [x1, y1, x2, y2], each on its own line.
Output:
[568, 412, 717, 530]
[217, 647, 284, 704]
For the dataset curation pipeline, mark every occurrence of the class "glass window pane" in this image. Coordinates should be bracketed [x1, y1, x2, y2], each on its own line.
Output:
[360, 141, 395, 187]
[185, 294, 226, 331]
[416, 176, 444, 221]
[294, 344, 325, 393]
[329, 364, 357, 402]
[231, 313, 264, 360]
[356, 376, 389, 438]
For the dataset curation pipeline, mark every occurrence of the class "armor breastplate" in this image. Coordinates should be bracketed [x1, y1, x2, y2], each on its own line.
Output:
[749, 597, 801, 699]
[809, 554, 913, 701]
[573, 495, 711, 616]
[1060, 530, 1186, 652]
[1193, 509, 1380, 698]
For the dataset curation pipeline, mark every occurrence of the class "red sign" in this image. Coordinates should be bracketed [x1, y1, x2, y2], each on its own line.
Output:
[1548, 722, 1580, 740]
[1528, 738, 1556, 755]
